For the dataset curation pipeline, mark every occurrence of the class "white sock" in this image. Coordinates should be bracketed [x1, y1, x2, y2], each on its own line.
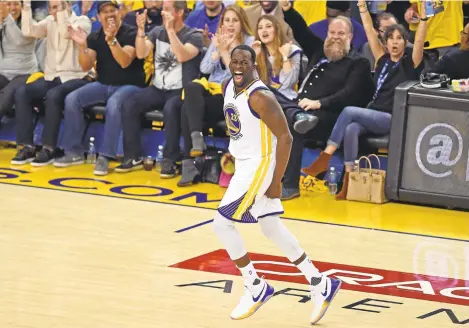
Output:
[239, 262, 259, 287]
[297, 256, 322, 285]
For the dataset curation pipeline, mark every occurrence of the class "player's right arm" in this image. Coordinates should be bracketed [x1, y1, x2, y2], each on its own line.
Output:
[249, 89, 292, 199]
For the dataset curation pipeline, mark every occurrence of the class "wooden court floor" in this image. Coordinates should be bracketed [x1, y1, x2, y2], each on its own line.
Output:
[1, 180, 469, 327]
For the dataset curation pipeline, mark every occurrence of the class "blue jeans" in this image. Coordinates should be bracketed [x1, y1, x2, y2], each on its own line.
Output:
[61, 82, 142, 157]
[327, 106, 392, 166]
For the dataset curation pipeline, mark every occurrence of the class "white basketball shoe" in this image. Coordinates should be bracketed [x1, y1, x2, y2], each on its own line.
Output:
[310, 276, 342, 325]
[230, 279, 275, 320]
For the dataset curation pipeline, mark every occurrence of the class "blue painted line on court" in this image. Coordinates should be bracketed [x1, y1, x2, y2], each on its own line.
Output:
[175, 219, 214, 233]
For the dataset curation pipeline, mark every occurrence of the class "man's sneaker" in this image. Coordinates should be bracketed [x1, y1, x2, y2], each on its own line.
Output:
[230, 279, 275, 320]
[11, 146, 36, 165]
[115, 158, 143, 173]
[310, 276, 342, 325]
[293, 113, 319, 134]
[54, 153, 85, 167]
[31, 147, 55, 167]
[93, 156, 109, 176]
[160, 158, 177, 179]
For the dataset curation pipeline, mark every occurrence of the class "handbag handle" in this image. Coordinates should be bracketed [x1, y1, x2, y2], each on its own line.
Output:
[357, 156, 373, 176]
[367, 154, 381, 170]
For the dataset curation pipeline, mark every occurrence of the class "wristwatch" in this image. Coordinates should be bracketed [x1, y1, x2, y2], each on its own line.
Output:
[109, 38, 118, 47]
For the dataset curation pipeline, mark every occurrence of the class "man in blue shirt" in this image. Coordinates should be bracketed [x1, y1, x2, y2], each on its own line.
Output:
[309, 1, 367, 50]
[73, 1, 101, 32]
[185, 0, 223, 46]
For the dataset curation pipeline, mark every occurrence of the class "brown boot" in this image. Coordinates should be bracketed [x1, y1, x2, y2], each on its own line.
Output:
[336, 172, 350, 200]
[301, 151, 332, 178]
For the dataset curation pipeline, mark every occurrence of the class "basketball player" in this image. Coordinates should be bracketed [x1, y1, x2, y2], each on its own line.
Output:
[212, 44, 342, 324]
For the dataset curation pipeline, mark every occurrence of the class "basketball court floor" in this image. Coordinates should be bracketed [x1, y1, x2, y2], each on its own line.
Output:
[0, 147, 468, 327]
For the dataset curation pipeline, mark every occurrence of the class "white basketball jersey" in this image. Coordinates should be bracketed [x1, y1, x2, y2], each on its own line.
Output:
[223, 78, 277, 160]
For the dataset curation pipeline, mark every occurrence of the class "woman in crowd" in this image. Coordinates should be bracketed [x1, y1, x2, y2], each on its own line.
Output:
[178, 4, 253, 186]
[302, 0, 428, 200]
[252, 14, 302, 101]
[0, 1, 38, 124]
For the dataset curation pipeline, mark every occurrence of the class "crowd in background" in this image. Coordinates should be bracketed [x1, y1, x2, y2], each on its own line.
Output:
[0, 0, 469, 201]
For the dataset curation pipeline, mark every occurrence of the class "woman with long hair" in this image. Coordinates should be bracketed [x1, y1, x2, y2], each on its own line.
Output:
[252, 14, 301, 100]
[302, 0, 428, 200]
[178, 4, 254, 186]
[0, 0, 38, 123]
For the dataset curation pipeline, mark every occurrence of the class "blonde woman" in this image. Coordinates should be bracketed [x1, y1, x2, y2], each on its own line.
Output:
[178, 4, 254, 186]
[252, 14, 301, 100]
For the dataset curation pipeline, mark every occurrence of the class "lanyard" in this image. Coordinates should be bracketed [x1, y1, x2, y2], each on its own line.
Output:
[373, 60, 399, 100]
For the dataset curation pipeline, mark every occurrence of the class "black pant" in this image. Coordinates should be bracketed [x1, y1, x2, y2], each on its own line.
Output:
[15, 77, 89, 147]
[272, 90, 339, 189]
[0, 74, 29, 119]
[181, 82, 225, 158]
[121, 85, 182, 160]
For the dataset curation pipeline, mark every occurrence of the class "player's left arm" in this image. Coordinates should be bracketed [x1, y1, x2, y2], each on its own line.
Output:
[250, 89, 293, 199]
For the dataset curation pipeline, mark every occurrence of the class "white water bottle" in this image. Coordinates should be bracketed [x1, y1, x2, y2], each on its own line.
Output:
[87, 137, 96, 164]
[155, 145, 164, 172]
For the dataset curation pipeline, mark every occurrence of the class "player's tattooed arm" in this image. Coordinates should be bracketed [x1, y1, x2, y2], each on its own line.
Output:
[250, 89, 293, 199]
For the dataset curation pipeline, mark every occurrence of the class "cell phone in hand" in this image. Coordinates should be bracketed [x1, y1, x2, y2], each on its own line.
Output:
[425, 0, 444, 17]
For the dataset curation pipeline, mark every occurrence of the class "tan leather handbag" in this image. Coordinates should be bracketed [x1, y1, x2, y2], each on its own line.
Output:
[346, 155, 388, 204]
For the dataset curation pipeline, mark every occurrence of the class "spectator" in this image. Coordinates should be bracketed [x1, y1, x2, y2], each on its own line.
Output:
[54, 0, 146, 174]
[185, 0, 224, 40]
[244, 0, 295, 42]
[123, 0, 163, 32]
[360, 12, 415, 70]
[302, 0, 428, 200]
[309, 1, 367, 51]
[73, 0, 101, 32]
[114, 0, 204, 177]
[279, 0, 374, 200]
[424, 22, 469, 79]
[405, 0, 464, 59]
[253, 14, 301, 100]
[10, 0, 92, 166]
[0, 1, 38, 124]
[177, 3, 253, 186]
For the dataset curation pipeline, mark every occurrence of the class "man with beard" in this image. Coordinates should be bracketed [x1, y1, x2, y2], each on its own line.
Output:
[185, 0, 224, 47]
[309, 1, 367, 51]
[123, 0, 163, 32]
[54, 0, 146, 174]
[279, 0, 374, 200]
[244, 0, 294, 42]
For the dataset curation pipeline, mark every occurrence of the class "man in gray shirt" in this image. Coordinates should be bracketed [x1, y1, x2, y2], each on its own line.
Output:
[115, 0, 204, 177]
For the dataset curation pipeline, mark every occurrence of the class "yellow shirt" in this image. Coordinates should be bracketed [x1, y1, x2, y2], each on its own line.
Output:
[293, 0, 327, 26]
[409, 0, 463, 49]
[121, 1, 144, 10]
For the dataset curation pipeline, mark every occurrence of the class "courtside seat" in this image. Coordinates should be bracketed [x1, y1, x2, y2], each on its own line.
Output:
[85, 104, 164, 122]
[361, 134, 389, 153]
